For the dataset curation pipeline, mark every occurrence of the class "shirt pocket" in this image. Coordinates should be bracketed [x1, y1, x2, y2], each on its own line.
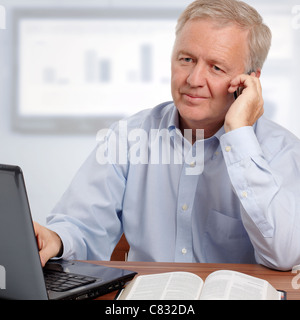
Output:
[203, 209, 255, 263]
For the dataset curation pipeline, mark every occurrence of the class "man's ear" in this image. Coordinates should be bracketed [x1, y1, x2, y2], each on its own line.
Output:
[255, 69, 261, 78]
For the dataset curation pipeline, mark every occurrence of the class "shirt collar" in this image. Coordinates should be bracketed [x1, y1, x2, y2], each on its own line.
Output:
[213, 126, 225, 142]
[167, 104, 225, 142]
[167, 104, 180, 131]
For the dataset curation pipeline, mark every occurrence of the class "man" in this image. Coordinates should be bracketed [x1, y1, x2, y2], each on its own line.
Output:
[35, 0, 300, 271]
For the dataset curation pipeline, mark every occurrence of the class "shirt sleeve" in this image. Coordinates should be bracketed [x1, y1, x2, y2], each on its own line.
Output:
[220, 125, 300, 270]
[46, 144, 127, 261]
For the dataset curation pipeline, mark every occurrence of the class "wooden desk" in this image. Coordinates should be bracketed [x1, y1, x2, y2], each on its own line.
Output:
[88, 261, 300, 300]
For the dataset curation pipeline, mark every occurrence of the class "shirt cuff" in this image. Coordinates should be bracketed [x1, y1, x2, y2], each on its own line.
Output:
[46, 224, 74, 260]
[219, 126, 263, 166]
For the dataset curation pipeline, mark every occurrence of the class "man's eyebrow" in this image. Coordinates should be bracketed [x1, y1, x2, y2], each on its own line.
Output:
[177, 50, 197, 58]
[177, 50, 229, 65]
[176, 50, 231, 72]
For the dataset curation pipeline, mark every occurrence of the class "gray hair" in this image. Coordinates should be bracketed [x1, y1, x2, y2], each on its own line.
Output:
[176, 0, 272, 71]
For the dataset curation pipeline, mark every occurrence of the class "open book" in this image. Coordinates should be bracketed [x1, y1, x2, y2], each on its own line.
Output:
[117, 270, 285, 300]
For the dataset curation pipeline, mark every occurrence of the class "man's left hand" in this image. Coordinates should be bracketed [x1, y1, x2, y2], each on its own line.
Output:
[225, 72, 264, 132]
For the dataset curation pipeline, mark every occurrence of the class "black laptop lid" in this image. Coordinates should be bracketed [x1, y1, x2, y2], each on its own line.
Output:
[0, 165, 48, 300]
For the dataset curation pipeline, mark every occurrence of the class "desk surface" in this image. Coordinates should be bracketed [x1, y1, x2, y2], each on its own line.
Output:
[88, 261, 299, 300]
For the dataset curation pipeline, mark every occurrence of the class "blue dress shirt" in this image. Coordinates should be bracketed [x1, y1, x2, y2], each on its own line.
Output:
[47, 102, 300, 270]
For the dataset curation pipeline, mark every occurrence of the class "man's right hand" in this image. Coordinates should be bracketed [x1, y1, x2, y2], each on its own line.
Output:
[33, 222, 63, 267]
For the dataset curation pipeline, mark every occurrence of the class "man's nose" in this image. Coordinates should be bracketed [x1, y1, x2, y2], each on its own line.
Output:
[186, 62, 207, 87]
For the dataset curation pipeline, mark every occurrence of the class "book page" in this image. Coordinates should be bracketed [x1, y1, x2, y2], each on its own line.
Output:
[119, 272, 203, 300]
[200, 270, 280, 300]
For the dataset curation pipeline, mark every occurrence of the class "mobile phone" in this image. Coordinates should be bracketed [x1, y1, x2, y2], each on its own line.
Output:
[234, 87, 242, 100]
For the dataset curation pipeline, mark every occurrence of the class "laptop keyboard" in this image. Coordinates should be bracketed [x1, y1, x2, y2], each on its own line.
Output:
[44, 269, 97, 292]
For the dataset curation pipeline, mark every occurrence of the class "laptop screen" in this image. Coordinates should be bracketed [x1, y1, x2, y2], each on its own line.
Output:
[0, 165, 48, 299]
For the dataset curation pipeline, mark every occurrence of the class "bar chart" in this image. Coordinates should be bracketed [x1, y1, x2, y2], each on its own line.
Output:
[83, 44, 153, 84]
[18, 18, 176, 117]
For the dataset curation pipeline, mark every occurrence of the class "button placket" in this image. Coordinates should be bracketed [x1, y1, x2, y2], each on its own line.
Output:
[175, 164, 198, 262]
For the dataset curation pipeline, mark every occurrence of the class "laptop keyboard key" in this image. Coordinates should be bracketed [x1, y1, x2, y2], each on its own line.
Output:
[44, 270, 97, 292]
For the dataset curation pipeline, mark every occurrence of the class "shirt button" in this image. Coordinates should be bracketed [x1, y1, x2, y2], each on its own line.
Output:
[225, 146, 231, 152]
[182, 204, 188, 211]
[190, 161, 196, 167]
[181, 248, 187, 255]
[242, 191, 248, 198]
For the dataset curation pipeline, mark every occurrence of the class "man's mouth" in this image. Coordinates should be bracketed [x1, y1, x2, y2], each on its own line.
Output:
[182, 93, 209, 102]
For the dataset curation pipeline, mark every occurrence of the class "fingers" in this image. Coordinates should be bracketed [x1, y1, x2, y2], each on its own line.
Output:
[33, 221, 43, 251]
[33, 221, 63, 267]
[228, 73, 263, 110]
[224, 72, 264, 132]
[228, 72, 259, 94]
[39, 244, 54, 268]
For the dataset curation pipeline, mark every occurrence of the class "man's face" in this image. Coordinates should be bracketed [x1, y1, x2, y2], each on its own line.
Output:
[171, 18, 249, 136]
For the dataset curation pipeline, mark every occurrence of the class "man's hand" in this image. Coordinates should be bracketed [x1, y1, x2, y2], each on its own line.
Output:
[225, 72, 264, 132]
[33, 222, 63, 267]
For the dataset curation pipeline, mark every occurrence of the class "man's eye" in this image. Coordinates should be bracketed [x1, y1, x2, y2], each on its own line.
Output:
[180, 57, 194, 64]
[213, 65, 222, 72]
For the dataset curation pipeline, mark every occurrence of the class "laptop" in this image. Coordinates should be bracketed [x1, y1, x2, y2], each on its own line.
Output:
[0, 164, 137, 300]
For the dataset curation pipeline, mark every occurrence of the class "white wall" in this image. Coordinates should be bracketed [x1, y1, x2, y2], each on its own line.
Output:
[0, 0, 299, 224]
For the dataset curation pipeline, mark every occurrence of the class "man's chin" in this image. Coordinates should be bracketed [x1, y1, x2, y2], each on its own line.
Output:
[175, 103, 210, 122]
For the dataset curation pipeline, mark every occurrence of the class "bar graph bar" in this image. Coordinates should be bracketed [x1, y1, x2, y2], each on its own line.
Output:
[140, 44, 152, 82]
[99, 59, 111, 82]
[85, 50, 97, 83]
[43, 67, 55, 83]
